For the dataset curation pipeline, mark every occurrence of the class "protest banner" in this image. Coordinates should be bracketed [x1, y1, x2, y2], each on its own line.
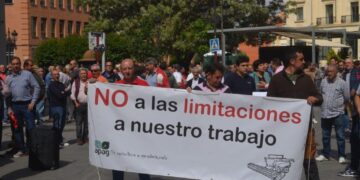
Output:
[88, 83, 311, 180]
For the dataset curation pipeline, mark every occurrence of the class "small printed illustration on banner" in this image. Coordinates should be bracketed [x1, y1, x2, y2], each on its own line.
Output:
[248, 154, 294, 180]
[95, 140, 110, 157]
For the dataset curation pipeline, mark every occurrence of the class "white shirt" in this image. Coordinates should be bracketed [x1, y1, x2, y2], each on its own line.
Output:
[173, 71, 182, 83]
[191, 78, 200, 89]
[70, 80, 88, 103]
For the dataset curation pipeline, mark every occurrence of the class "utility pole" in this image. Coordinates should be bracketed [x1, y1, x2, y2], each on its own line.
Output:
[0, 0, 6, 65]
[212, 0, 218, 63]
[220, 0, 226, 66]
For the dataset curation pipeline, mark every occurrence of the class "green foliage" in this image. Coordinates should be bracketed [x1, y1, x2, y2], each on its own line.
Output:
[326, 48, 340, 64]
[34, 39, 61, 67]
[57, 35, 88, 64]
[85, 0, 286, 63]
[105, 33, 131, 63]
[34, 35, 87, 67]
[337, 48, 349, 60]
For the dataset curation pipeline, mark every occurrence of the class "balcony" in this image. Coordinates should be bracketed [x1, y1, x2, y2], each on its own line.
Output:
[341, 15, 360, 24]
[316, 16, 336, 25]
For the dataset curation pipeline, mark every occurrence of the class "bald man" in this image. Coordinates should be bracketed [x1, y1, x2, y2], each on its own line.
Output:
[115, 59, 148, 86]
[114, 59, 150, 180]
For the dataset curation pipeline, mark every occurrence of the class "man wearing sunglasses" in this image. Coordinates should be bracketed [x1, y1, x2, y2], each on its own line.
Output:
[89, 64, 108, 83]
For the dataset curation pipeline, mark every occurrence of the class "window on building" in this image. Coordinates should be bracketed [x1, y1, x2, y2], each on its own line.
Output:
[30, 0, 36, 6]
[76, 5, 82, 12]
[67, 0, 72, 10]
[40, 0, 45, 7]
[31, 16, 37, 38]
[51, 19, 56, 38]
[59, 20, 65, 38]
[5, 0, 13, 4]
[50, 0, 55, 8]
[41, 18, 47, 39]
[59, 0, 64, 9]
[68, 21, 73, 35]
[76, 21, 81, 34]
[296, 7, 304, 21]
[351, 2, 359, 22]
[326, 4, 334, 24]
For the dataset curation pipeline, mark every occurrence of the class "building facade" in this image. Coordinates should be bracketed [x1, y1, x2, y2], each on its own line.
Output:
[5, 0, 90, 63]
[286, 0, 360, 59]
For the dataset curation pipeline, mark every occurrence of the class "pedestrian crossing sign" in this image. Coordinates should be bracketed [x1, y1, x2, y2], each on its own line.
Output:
[209, 38, 220, 52]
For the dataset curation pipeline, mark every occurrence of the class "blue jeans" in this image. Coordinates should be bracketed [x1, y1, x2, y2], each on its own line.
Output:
[12, 102, 35, 152]
[341, 113, 350, 130]
[321, 115, 346, 158]
[51, 106, 66, 143]
[35, 100, 44, 122]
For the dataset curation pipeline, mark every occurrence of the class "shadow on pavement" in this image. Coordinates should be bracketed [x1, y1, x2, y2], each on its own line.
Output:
[0, 156, 14, 167]
[66, 139, 78, 145]
[1, 160, 71, 180]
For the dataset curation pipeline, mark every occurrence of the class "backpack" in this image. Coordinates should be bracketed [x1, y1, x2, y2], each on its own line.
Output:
[32, 72, 46, 103]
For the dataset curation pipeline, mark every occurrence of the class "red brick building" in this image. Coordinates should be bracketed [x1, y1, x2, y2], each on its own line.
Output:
[5, 0, 90, 63]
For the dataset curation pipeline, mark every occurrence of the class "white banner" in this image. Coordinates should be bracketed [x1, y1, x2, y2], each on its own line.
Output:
[88, 83, 311, 180]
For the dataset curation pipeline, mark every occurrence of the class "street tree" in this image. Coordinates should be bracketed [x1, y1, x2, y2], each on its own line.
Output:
[78, 0, 288, 62]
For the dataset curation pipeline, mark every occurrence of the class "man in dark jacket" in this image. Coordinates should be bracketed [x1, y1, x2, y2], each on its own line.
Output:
[48, 69, 70, 148]
[224, 56, 255, 95]
[186, 66, 204, 89]
[102, 61, 121, 83]
[267, 48, 323, 180]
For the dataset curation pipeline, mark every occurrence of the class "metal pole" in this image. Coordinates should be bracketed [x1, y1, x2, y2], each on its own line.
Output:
[221, 0, 225, 66]
[213, 0, 217, 38]
[102, 33, 106, 72]
[311, 26, 316, 64]
[221, 33, 226, 66]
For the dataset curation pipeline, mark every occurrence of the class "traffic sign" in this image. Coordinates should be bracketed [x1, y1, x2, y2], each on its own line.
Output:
[209, 38, 220, 52]
[88, 32, 105, 50]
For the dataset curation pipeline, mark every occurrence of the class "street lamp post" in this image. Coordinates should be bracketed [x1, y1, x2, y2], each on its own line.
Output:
[220, 0, 230, 66]
[212, 0, 230, 65]
[6, 29, 17, 65]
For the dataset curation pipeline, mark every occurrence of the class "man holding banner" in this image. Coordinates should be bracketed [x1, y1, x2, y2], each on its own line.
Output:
[89, 56, 314, 179]
[193, 63, 231, 93]
[114, 58, 151, 180]
[267, 48, 323, 180]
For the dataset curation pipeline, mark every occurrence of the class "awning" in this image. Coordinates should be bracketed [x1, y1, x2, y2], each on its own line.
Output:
[273, 32, 349, 48]
[298, 39, 349, 48]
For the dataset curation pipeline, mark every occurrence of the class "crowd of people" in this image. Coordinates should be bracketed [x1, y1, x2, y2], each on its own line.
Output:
[0, 47, 359, 179]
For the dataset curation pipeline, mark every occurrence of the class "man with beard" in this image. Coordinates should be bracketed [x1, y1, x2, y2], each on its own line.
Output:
[145, 58, 169, 88]
[267, 48, 323, 180]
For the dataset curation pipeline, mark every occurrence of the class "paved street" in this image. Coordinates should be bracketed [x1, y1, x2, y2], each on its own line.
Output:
[0, 107, 358, 180]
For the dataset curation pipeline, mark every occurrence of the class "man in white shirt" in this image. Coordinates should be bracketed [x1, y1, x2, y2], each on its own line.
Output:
[172, 64, 183, 87]
[70, 68, 88, 145]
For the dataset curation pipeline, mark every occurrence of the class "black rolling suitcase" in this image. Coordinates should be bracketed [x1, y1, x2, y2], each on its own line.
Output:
[28, 126, 60, 170]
